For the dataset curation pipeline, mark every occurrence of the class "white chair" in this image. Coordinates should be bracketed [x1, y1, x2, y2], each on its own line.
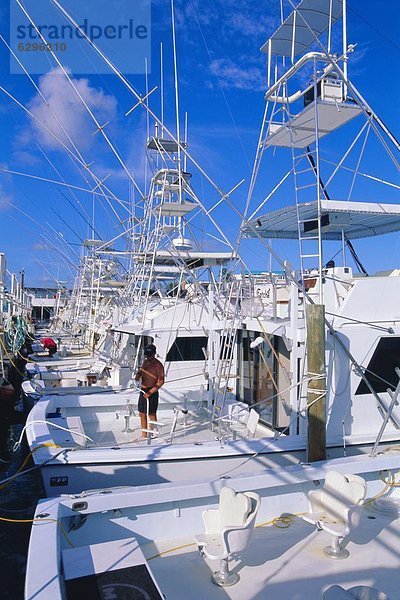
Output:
[228, 401, 249, 421]
[223, 405, 260, 440]
[303, 471, 366, 559]
[194, 486, 261, 587]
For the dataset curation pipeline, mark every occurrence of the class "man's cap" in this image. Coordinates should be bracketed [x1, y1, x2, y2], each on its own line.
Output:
[144, 344, 157, 356]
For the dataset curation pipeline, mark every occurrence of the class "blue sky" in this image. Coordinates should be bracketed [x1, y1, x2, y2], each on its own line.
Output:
[0, 0, 400, 287]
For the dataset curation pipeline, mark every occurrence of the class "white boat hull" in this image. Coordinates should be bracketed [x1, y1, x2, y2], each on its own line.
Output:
[25, 452, 400, 600]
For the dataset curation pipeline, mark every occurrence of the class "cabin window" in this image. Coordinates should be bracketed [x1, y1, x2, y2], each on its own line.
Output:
[355, 337, 400, 395]
[166, 336, 208, 362]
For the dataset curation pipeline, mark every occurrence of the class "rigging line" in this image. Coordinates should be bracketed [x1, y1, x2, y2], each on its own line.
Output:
[321, 157, 400, 191]
[57, 191, 131, 278]
[34, 259, 61, 286]
[0, 34, 85, 162]
[305, 145, 330, 201]
[0, 449, 69, 489]
[94, 224, 138, 254]
[0, 85, 90, 169]
[244, 88, 285, 224]
[348, 5, 400, 53]
[187, 0, 251, 169]
[5, 214, 72, 281]
[324, 311, 394, 333]
[6, 201, 78, 264]
[346, 239, 368, 275]
[348, 123, 370, 201]
[41, 233, 79, 269]
[50, 208, 86, 244]
[57, 190, 102, 241]
[323, 120, 371, 189]
[202, 164, 394, 416]
[42, 222, 81, 263]
[213, 395, 326, 481]
[1, 166, 124, 204]
[0, 33, 109, 200]
[304, 140, 370, 277]
[171, 0, 183, 209]
[90, 181, 130, 232]
[286, 0, 400, 162]
[240, 101, 270, 227]
[144, 58, 150, 198]
[184, 185, 251, 272]
[0, 83, 130, 217]
[43, 219, 82, 262]
[357, 363, 400, 392]
[14, 0, 145, 201]
[366, 109, 400, 154]
[48, 0, 232, 200]
[247, 168, 293, 221]
[31, 144, 114, 237]
[35, 144, 93, 235]
[160, 42, 164, 134]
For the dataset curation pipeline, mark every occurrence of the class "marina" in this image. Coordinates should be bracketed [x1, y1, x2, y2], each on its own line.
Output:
[1, 0, 400, 598]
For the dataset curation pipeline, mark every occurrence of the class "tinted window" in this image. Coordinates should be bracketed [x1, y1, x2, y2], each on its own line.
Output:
[356, 337, 400, 395]
[166, 337, 208, 362]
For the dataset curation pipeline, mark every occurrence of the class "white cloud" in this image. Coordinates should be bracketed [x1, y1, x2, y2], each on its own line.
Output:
[0, 183, 12, 211]
[31, 242, 49, 251]
[26, 67, 117, 153]
[226, 11, 275, 38]
[209, 58, 265, 91]
[175, 0, 276, 40]
[168, 1, 276, 92]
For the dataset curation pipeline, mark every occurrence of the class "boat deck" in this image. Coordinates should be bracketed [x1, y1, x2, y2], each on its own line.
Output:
[42, 393, 275, 449]
[74, 405, 275, 448]
[144, 506, 399, 599]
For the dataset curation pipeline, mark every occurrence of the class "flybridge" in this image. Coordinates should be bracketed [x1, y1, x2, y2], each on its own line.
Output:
[243, 201, 400, 241]
[260, 0, 343, 56]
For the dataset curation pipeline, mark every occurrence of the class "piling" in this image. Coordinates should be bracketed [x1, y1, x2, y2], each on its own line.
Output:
[306, 303, 327, 462]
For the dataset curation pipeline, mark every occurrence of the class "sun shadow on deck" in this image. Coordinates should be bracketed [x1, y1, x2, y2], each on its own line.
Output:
[147, 511, 400, 600]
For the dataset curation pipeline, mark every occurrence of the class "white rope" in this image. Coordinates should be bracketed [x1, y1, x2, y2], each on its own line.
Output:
[13, 420, 94, 452]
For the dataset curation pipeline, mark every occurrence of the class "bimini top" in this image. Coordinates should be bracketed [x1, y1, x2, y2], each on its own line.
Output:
[261, 0, 343, 56]
[243, 200, 400, 241]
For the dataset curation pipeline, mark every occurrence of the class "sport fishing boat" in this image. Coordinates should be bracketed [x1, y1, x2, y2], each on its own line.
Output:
[23, 152, 249, 494]
[24, 452, 400, 599]
[24, 0, 400, 500]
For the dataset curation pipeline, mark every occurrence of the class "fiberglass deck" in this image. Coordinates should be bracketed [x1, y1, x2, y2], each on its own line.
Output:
[73, 406, 275, 448]
[144, 507, 400, 599]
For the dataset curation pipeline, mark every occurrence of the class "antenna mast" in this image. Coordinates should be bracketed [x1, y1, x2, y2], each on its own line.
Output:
[160, 42, 164, 136]
[171, 0, 183, 243]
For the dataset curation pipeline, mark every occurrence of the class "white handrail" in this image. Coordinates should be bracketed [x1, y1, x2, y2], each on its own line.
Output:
[265, 51, 330, 100]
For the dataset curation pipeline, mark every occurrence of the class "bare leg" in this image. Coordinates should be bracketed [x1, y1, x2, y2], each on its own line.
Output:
[149, 414, 157, 431]
[139, 412, 148, 437]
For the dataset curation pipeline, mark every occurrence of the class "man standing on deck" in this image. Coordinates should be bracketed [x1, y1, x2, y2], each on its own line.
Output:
[134, 344, 165, 438]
